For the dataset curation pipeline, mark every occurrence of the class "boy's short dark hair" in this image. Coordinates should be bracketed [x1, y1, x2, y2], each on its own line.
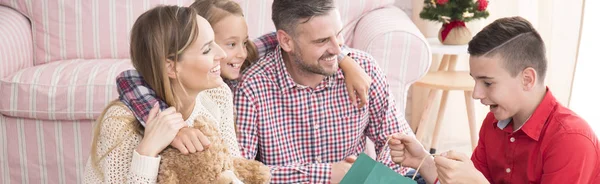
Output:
[271, 0, 335, 35]
[468, 16, 547, 82]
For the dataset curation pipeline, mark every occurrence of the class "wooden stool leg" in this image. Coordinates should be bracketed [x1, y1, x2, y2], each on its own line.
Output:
[448, 55, 458, 71]
[464, 91, 478, 150]
[415, 89, 438, 146]
[438, 55, 450, 71]
[429, 90, 449, 154]
[409, 87, 420, 132]
[414, 55, 450, 136]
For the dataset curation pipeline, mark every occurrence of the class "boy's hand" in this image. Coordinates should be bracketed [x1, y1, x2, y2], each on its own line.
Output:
[170, 127, 211, 154]
[435, 150, 489, 184]
[389, 133, 429, 169]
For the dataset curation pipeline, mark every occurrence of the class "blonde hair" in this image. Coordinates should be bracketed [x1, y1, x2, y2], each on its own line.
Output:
[89, 5, 200, 181]
[190, 0, 258, 71]
[130, 5, 199, 109]
[89, 101, 139, 181]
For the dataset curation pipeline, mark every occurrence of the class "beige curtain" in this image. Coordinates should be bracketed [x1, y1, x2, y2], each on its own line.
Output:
[570, 0, 599, 134]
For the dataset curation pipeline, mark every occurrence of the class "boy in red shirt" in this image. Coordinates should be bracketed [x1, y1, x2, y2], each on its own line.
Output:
[391, 16, 600, 184]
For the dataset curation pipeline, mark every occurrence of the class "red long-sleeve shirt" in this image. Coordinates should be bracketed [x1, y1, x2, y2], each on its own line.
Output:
[471, 89, 600, 184]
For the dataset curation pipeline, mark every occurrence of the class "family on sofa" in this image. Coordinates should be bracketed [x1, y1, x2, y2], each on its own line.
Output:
[83, 0, 600, 183]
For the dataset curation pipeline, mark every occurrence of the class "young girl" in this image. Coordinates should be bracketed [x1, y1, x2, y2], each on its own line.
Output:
[194, 0, 371, 94]
[117, 0, 373, 155]
[83, 5, 237, 183]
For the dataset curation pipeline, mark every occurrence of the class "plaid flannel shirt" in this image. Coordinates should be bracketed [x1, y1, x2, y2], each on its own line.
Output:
[116, 70, 169, 125]
[116, 32, 278, 125]
[234, 46, 412, 183]
[255, 31, 277, 59]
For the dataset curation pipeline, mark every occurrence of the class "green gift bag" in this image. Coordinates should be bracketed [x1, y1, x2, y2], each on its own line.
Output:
[340, 153, 417, 184]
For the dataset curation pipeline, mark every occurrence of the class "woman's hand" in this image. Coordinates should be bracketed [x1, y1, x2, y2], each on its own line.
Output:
[136, 103, 186, 157]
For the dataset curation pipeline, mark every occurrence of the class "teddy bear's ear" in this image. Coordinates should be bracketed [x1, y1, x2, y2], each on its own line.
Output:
[192, 116, 211, 125]
[194, 115, 221, 129]
[191, 117, 206, 128]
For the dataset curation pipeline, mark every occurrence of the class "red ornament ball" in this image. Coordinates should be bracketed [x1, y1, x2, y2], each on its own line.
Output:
[478, 0, 489, 11]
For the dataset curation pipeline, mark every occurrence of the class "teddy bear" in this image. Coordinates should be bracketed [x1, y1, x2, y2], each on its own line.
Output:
[156, 116, 271, 184]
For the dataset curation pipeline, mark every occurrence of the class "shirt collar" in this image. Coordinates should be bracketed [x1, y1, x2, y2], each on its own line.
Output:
[520, 87, 557, 141]
[494, 87, 557, 141]
[273, 45, 345, 92]
[272, 46, 296, 90]
[497, 118, 511, 129]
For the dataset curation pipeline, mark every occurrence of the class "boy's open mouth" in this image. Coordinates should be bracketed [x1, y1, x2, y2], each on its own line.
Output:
[490, 104, 498, 110]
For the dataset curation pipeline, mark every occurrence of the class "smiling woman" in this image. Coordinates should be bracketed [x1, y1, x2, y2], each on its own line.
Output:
[83, 5, 233, 183]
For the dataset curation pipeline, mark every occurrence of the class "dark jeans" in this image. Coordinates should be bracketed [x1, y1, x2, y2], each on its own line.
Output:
[406, 169, 427, 184]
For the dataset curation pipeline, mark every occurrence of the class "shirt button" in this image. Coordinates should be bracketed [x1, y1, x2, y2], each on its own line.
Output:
[314, 124, 320, 129]
[510, 137, 515, 142]
[506, 168, 511, 173]
[316, 157, 322, 163]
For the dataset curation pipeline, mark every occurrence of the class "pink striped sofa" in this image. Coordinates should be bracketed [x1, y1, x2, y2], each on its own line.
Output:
[0, 0, 430, 183]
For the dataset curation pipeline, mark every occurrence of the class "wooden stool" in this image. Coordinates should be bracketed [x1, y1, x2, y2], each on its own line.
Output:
[412, 38, 477, 154]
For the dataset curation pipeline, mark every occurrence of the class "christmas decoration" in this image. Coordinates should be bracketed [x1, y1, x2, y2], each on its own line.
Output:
[477, 0, 488, 11]
[420, 0, 490, 45]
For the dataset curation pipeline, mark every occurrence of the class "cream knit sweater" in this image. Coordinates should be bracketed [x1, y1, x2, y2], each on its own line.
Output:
[83, 84, 240, 183]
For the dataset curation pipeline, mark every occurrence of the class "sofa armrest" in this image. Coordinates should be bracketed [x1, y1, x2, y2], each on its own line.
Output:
[352, 6, 431, 115]
[0, 5, 33, 79]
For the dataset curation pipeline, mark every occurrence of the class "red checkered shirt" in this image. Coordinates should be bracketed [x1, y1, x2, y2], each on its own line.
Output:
[234, 46, 413, 183]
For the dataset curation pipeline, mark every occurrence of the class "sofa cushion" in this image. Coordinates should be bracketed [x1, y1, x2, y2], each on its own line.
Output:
[0, 5, 33, 79]
[0, 0, 394, 66]
[0, 59, 133, 120]
[235, 0, 396, 41]
[0, 0, 193, 65]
